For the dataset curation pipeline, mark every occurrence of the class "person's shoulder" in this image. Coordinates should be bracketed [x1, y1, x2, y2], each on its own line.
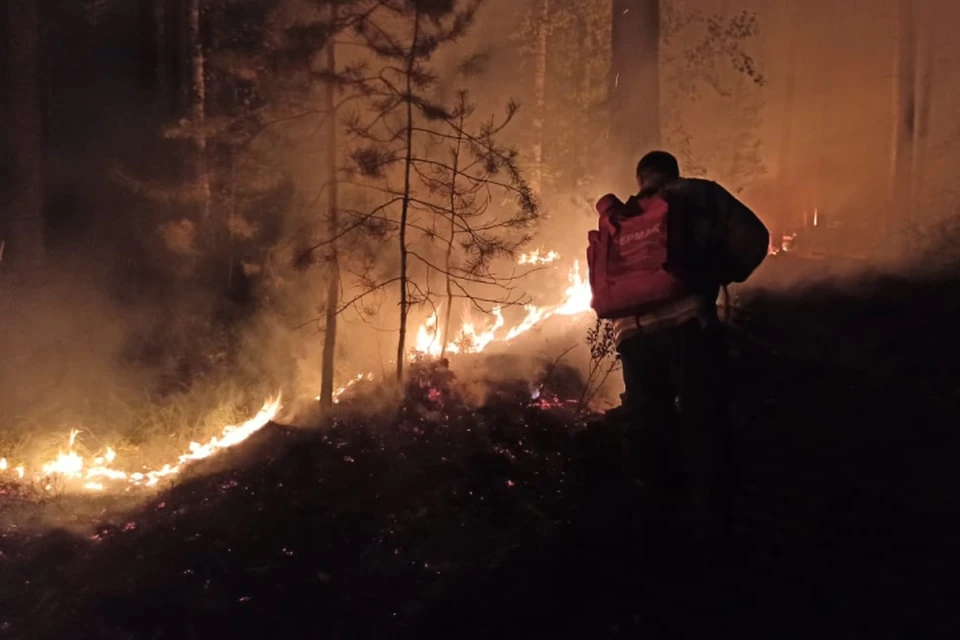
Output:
[620, 194, 644, 216]
[664, 178, 734, 210]
[665, 177, 718, 194]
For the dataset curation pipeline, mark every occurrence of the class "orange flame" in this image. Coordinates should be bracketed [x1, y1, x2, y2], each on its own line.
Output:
[331, 372, 374, 404]
[413, 260, 592, 357]
[1, 395, 281, 493]
[517, 249, 560, 265]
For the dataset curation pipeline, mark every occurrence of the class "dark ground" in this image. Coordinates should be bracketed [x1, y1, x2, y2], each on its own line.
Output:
[1, 255, 958, 639]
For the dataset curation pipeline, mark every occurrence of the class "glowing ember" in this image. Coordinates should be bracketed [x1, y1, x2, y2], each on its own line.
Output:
[518, 249, 560, 265]
[0, 395, 281, 493]
[781, 232, 797, 252]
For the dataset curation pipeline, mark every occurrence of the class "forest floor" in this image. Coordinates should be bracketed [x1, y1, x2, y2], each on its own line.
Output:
[1, 255, 958, 639]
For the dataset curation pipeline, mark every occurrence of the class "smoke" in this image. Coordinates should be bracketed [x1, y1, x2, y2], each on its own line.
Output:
[0, 271, 139, 417]
[0, 266, 150, 463]
[0, 237, 309, 476]
[7, 0, 960, 484]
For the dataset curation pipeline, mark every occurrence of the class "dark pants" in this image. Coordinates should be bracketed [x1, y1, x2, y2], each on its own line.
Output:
[617, 319, 734, 537]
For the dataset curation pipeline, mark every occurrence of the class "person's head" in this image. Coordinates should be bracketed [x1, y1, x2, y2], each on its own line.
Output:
[635, 151, 680, 192]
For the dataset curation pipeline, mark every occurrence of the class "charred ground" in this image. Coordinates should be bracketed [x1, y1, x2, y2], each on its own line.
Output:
[1, 257, 958, 639]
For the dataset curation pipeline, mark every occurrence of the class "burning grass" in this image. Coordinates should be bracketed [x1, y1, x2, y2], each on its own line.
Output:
[0, 380, 280, 500]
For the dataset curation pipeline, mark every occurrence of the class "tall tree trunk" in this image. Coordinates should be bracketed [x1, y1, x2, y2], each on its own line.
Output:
[889, 0, 915, 233]
[441, 114, 465, 359]
[6, 0, 45, 271]
[154, 0, 167, 95]
[319, 12, 341, 412]
[775, 0, 797, 243]
[168, 0, 187, 114]
[188, 0, 211, 221]
[395, 9, 422, 383]
[530, 0, 549, 195]
[610, 0, 659, 188]
[812, 1, 834, 224]
[910, 9, 929, 214]
[139, 0, 155, 89]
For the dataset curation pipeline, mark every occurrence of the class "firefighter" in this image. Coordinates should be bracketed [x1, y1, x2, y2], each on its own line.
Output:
[598, 151, 761, 546]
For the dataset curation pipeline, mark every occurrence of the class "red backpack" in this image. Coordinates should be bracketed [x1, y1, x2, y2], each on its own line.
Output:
[587, 193, 687, 319]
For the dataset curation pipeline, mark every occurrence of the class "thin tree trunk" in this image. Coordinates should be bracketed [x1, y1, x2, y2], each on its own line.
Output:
[188, 0, 211, 221]
[610, 0, 659, 186]
[530, 0, 549, 195]
[889, 0, 915, 219]
[168, 0, 186, 114]
[227, 152, 236, 288]
[7, 0, 45, 271]
[910, 9, 929, 214]
[319, 11, 341, 412]
[395, 9, 422, 382]
[812, 1, 834, 224]
[154, 0, 167, 93]
[139, 0, 155, 89]
[440, 115, 465, 358]
[776, 0, 796, 243]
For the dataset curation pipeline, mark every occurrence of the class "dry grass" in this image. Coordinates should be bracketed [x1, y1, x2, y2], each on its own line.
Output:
[0, 380, 258, 478]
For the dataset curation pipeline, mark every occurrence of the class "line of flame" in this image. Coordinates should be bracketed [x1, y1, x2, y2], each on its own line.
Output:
[517, 249, 560, 265]
[414, 260, 591, 358]
[1, 395, 282, 493]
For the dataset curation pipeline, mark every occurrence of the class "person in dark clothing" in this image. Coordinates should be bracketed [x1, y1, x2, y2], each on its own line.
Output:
[613, 151, 735, 542]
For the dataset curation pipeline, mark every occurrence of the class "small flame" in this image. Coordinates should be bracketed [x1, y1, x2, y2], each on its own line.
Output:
[414, 310, 443, 358]
[331, 372, 374, 404]
[813, 208, 819, 227]
[503, 304, 548, 342]
[449, 306, 505, 354]
[781, 232, 797, 252]
[42, 450, 84, 477]
[517, 249, 559, 266]
[554, 260, 592, 316]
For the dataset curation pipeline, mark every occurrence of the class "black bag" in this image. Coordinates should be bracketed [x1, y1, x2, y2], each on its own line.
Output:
[661, 178, 769, 288]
